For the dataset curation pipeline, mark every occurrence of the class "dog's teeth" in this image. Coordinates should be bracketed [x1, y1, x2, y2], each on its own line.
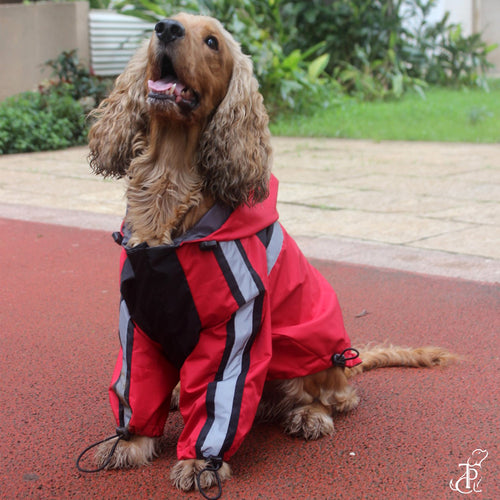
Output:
[182, 88, 194, 99]
[171, 83, 176, 94]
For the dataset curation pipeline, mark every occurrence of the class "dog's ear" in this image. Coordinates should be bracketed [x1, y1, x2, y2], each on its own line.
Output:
[197, 36, 272, 208]
[88, 41, 150, 178]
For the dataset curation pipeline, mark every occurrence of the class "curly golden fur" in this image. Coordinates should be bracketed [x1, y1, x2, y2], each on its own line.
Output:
[88, 13, 271, 246]
[88, 13, 456, 493]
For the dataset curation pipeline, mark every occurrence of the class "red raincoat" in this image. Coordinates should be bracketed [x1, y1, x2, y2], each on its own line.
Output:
[109, 175, 360, 462]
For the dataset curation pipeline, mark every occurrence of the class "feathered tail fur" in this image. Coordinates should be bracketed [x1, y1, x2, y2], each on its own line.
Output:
[347, 344, 458, 378]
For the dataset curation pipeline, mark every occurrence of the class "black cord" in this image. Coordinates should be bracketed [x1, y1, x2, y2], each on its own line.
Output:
[332, 347, 360, 367]
[76, 434, 124, 473]
[196, 457, 223, 500]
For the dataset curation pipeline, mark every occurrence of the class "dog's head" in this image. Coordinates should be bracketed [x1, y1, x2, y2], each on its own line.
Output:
[89, 13, 271, 208]
[146, 14, 234, 124]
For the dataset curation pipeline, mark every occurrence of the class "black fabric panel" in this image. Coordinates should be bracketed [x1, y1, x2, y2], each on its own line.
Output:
[256, 222, 273, 248]
[120, 245, 201, 370]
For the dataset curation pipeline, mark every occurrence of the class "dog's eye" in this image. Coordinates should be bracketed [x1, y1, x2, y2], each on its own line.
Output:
[205, 36, 219, 51]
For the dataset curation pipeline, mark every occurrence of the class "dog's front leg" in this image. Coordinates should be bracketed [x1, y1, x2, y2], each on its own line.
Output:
[171, 458, 232, 492]
[94, 435, 162, 469]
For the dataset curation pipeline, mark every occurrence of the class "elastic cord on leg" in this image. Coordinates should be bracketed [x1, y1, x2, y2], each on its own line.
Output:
[196, 456, 223, 500]
[76, 434, 125, 473]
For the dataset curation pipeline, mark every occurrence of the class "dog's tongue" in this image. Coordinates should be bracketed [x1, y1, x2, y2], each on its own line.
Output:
[148, 78, 186, 95]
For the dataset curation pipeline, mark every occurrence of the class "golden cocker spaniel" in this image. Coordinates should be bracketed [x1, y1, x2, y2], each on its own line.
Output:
[87, 13, 455, 496]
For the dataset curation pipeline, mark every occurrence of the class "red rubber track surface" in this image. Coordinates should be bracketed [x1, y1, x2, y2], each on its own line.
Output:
[1, 218, 498, 499]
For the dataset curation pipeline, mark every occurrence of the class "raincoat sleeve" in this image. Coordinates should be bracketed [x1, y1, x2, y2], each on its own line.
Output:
[108, 248, 179, 437]
[174, 238, 273, 461]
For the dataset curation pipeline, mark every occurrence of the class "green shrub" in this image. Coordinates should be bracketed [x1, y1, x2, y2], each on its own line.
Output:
[0, 88, 87, 155]
[112, 0, 496, 107]
[89, 0, 112, 8]
[0, 50, 112, 155]
[283, 0, 496, 99]
[414, 15, 497, 89]
[44, 49, 111, 107]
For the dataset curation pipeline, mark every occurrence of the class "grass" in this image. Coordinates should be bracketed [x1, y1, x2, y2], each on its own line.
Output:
[270, 80, 500, 143]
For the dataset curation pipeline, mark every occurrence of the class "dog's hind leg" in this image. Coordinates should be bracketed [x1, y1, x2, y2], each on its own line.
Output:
[283, 401, 334, 440]
[275, 367, 359, 440]
[319, 365, 360, 413]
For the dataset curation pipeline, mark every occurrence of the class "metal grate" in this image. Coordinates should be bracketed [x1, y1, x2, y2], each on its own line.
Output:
[89, 10, 153, 76]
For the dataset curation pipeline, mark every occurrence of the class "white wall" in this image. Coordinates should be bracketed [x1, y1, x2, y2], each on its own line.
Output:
[428, 0, 473, 35]
[480, 0, 500, 72]
[0, 2, 90, 101]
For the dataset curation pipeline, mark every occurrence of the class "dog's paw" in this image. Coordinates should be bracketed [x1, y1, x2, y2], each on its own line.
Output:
[331, 385, 360, 413]
[170, 459, 231, 492]
[283, 403, 334, 440]
[94, 435, 161, 469]
[170, 382, 180, 411]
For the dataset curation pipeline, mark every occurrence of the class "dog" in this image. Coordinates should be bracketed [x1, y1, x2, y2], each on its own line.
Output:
[87, 13, 455, 494]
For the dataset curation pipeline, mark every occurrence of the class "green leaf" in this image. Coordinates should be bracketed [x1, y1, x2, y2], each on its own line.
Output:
[281, 49, 302, 70]
[485, 43, 499, 55]
[391, 72, 403, 98]
[135, 0, 167, 17]
[301, 41, 327, 60]
[308, 53, 329, 80]
[120, 9, 159, 23]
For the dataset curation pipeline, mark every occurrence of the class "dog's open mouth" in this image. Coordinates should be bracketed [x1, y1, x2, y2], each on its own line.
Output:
[148, 55, 199, 111]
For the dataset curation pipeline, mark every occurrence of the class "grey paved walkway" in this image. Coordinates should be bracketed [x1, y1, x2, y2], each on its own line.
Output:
[0, 138, 498, 282]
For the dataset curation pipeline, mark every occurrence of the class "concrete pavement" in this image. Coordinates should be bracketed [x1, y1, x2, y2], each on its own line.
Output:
[0, 137, 498, 282]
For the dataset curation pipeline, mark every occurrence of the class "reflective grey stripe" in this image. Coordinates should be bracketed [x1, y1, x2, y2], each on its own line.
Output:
[219, 241, 259, 302]
[199, 299, 256, 458]
[197, 241, 263, 459]
[266, 221, 284, 274]
[113, 299, 134, 428]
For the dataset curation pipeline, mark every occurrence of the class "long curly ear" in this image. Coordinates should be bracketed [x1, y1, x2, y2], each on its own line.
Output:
[88, 41, 150, 178]
[197, 33, 272, 207]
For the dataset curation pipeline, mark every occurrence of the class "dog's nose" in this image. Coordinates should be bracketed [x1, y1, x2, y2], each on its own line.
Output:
[155, 19, 185, 43]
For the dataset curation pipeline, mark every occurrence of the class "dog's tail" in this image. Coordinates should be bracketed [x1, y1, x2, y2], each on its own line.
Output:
[346, 345, 458, 378]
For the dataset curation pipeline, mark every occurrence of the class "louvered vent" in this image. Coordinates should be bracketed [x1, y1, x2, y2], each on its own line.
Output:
[89, 10, 154, 76]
